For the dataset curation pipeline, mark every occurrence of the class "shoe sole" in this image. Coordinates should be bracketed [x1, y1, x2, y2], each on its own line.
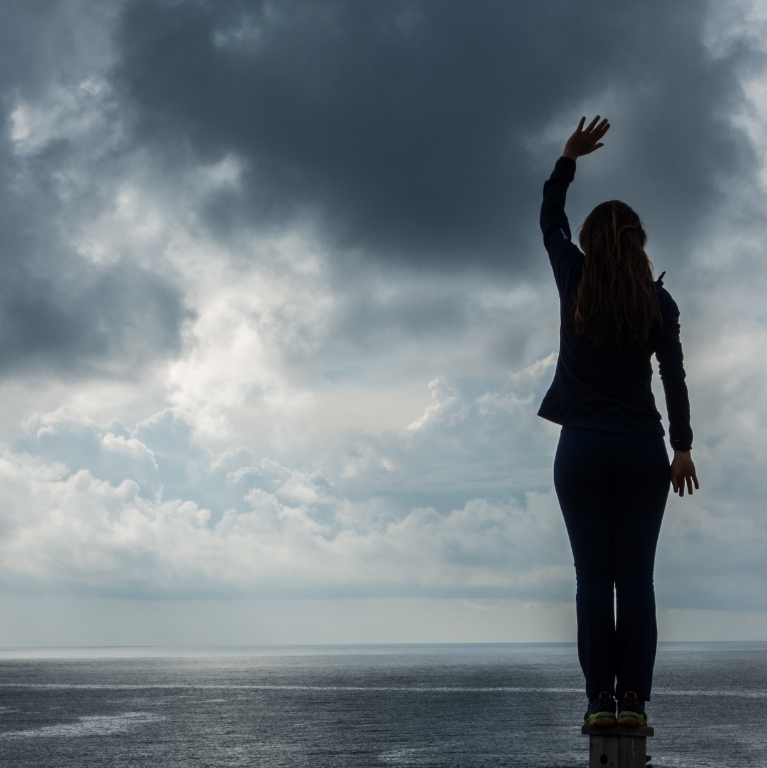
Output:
[617, 713, 647, 727]
[586, 714, 617, 726]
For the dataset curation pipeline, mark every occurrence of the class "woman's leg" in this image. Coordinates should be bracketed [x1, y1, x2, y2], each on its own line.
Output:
[554, 427, 617, 698]
[613, 434, 670, 702]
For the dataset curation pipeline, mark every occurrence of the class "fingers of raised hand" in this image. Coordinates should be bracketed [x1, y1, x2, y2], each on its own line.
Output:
[579, 117, 610, 149]
[595, 120, 610, 137]
[585, 115, 601, 132]
[583, 116, 609, 134]
[566, 116, 609, 158]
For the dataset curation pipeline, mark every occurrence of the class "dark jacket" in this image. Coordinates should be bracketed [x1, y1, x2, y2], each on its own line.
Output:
[538, 156, 693, 452]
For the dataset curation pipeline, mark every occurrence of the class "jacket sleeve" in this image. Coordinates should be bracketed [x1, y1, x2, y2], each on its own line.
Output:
[655, 289, 693, 452]
[540, 156, 583, 294]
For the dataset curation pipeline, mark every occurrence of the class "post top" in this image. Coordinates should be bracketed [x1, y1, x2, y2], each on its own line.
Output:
[581, 725, 654, 737]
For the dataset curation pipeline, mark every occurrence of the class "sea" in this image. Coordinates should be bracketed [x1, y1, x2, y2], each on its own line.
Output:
[1, 642, 765, 767]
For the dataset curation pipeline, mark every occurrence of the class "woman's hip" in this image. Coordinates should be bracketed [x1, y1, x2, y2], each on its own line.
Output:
[554, 427, 669, 489]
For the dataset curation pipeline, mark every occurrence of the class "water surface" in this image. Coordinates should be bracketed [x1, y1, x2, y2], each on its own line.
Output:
[1, 642, 765, 767]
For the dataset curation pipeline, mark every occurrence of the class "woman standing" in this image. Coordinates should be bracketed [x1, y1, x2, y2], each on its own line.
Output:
[539, 117, 699, 728]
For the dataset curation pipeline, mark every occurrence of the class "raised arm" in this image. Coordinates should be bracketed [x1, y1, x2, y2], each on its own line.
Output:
[540, 117, 610, 292]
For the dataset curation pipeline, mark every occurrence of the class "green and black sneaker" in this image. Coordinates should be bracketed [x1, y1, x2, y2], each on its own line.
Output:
[617, 691, 647, 727]
[584, 691, 617, 726]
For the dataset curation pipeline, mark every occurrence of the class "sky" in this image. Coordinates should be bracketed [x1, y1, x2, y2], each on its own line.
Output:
[1, 0, 767, 646]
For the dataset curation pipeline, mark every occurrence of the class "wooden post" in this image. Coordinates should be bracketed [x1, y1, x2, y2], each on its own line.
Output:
[582, 724, 654, 768]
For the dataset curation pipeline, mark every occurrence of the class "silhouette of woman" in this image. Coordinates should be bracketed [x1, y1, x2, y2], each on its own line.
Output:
[539, 117, 699, 727]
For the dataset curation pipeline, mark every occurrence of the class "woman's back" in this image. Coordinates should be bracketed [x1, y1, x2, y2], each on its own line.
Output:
[539, 155, 692, 452]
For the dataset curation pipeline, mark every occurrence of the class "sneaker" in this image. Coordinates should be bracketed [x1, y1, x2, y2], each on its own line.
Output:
[617, 691, 647, 726]
[584, 691, 617, 726]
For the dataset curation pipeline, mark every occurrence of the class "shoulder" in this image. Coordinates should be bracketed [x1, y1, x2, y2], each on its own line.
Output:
[656, 284, 680, 318]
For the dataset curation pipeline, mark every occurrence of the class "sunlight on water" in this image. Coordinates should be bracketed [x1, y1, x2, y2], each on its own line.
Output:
[1, 712, 161, 740]
[0, 643, 765, 767]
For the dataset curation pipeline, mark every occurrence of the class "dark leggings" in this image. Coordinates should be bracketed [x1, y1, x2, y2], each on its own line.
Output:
[554, 427, 670, 702]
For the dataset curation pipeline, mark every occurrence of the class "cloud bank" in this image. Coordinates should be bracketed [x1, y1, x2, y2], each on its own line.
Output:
[0, 0, 766, 641]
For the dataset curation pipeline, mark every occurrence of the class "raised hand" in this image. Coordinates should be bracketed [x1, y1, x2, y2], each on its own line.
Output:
[562, 116, 610, 161]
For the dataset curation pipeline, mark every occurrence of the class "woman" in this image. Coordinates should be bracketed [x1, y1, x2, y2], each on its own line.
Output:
[539, 117, 699, 728]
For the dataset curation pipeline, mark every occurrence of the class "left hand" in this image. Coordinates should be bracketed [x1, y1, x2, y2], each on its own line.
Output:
[562, 116, 610, 161]
[670, 450, 699, 497]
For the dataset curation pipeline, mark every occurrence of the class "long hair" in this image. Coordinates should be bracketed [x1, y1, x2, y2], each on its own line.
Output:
[575, 200, 661, 350]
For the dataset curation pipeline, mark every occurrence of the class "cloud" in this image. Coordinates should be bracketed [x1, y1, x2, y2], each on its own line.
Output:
[15, 408, 161, 498]
[2, 1, 762, 379]
[0, 360, 572, 598]
[1, 350, 765, 612]
[0, 0, 766, 639]
[0, 431, 572, 600]
[114, 0, 761, 268]
[0, 1, 189, 378]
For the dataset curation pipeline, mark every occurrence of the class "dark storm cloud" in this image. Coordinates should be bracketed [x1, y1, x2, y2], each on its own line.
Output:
[0, 0, 190, 377]
[0, 144, 189, 378]
[115, 0, 759, 269]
